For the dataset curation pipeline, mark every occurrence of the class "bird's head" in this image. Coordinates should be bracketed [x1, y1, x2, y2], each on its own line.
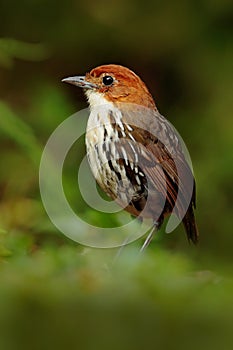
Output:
[62, 64, 156, 110]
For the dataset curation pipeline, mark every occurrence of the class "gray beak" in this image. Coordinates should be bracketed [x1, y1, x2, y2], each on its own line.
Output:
[61, 76, 98, 89]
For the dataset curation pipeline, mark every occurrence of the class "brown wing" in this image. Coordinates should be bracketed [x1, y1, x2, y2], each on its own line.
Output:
[117, 106, 198, 243]
[116, 135, 193, 215]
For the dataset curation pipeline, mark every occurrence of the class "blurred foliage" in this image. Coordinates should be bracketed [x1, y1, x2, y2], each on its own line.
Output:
[0, 101, 41, 164]
[0, 0, 233, 349]
[0, 38, 49, 68]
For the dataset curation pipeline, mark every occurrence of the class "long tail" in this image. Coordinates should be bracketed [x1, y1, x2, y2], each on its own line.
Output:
[182, 204, 199, 244]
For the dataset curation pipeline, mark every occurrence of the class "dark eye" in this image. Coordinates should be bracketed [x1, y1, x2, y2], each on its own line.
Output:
[102, 75, 114, 86]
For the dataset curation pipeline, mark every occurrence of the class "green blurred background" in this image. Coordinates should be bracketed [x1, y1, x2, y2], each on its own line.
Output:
[0, 1, 233, 349]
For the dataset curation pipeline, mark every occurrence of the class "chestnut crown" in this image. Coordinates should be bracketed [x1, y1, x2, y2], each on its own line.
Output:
[63, 64, 156, 109]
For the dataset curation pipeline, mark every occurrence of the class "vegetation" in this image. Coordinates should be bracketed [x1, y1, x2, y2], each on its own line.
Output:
[0, 1, 233, 349]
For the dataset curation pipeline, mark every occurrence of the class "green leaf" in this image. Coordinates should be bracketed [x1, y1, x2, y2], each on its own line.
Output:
[0, 38, 49, 68]
[0, 101, 42, 166]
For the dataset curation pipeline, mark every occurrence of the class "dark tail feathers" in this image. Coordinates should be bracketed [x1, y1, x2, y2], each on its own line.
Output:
[182, 205, 199, 244]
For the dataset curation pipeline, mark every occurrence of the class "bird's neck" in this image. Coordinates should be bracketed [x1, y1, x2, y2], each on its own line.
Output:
[85, 90, 112, 110]
[85, 90, 157, 111]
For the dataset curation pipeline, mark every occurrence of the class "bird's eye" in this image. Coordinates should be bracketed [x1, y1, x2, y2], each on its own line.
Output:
[102, 75, 114, 86]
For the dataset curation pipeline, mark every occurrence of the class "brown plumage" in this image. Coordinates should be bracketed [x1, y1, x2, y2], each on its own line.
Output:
[62, 64, 199, 247]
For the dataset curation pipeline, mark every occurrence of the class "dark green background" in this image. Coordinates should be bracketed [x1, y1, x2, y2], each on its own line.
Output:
[0, 1, 233, 349]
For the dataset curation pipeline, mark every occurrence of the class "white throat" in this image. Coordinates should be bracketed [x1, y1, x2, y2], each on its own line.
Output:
[85, 90, 113, 110]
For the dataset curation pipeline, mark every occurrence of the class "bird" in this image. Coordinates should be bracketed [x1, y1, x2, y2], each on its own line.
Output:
[62, 64, 199, 250]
